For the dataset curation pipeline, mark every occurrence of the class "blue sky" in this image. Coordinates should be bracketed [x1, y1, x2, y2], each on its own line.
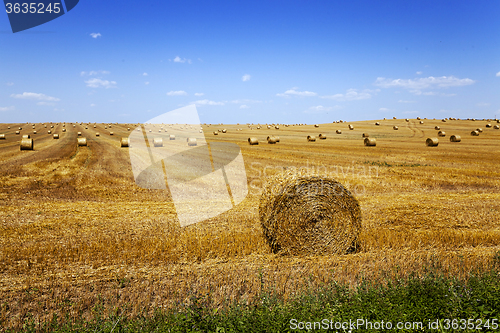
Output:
[1, 0, 499, 124]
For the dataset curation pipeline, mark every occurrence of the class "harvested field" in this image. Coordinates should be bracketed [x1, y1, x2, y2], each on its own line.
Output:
[0, 119, 500, 329]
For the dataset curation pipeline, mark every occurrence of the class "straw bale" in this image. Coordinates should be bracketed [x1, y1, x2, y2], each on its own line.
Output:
[426, 138, 439, 146]
[77, 138, 87, 146]
[364, 138, 376, 146]
[450, 135, 461, 142]
[248, 137, 259, 145]
[307, 135, 316, 142]
[20, 138, 33, 150]
[153, 138, 163, 147]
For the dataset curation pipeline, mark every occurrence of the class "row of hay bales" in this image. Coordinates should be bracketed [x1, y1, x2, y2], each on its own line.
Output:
[150, 136, 197, 147]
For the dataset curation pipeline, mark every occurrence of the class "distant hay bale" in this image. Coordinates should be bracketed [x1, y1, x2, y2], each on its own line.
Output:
[0, 134, 5, 140]
[362, 133, 369, 138]
[416, 117, 421, 120]
[364, 138, 376, 146]
[110, 132, 114, 135]
[307, 135, 316, 142]
[127, 128, 130, 131]
[7, 126, 10, 129]
[494, 125, 500, 129]
[348, 124, 354, 130]
[213, 131, 218, 135]
[426, 138, 439, 146]
[248, 137, 259, 145]
[442, 119, 446, 122]
[450, 135, 461, 142]
[471, 130, 479, 136]
[257, 126, 261, 129]
[96, 133, 100, 136]
[47, 130, 51, 134]
[77, 138, 87, 146]
[120, 138, 130, 147]
[268, 136, 278, 144]
[267, 125, 271, 129]
[336, 130, 342, 134]
[405, 118, 409, 122]
[22, 134, 30, 139]
[62, 128, 66, 132]
[94, 125, 97, 128]
[477, 128, 483, 132]
[375, 122, 380, 125]
[259, 170, 362, 255]
[53, 134, 59, 139]
[393, 117, 397, 119]
[19, 127, 22, 130]
[486, 123, 492, 128]
[435, 126, 440, 130]
[15, 131, 20, 135]
[169, 134, 175, 140]
[222, 129, 227, 133]
[20, 138, 33, 150]
[77, 132, 82, 136]
[33, 130, 37, 134]
[314, 124, 319, 128]
[393, 126, 398, 130]
[153, 138, 163, 147]
[318, 134, 327, 139]
[419, 121, 424, 124]
[438, 131, 446, 137]
[187, 138, 197, 146]
[275, 125, 279, 129]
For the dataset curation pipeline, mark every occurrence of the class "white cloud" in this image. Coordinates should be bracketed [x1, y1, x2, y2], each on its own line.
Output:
[403, 111, 419, 114]
[398, 100, 416, 103]
[304, 105, 341, 114]
[143, 72, 148, 76]
[85, 78, 117, 88]
[81, 70, 110, 76]
[194, 92, 204, 96]
[321, 89, 377, 101]
[6, 82, 14, 86]
[37, 102, 55, 106]
[173, 56, 192, 64]
[239, 105, 250, 109]
[144, 82, 150, 85]
[167, 90, 187, 96]
[242, 74, 251, 82]
[11, 92, 60, 101]
[496, 71, 500, 77]
[410, 90, 456, 96]
[277, 88, 317, 97]
[90, 33, 101, 38]
[192, 99, 224, 106]
[90, 104, 96, 107]
[0, 106, 15, 111]
[416, 71, 422, 75]
[374, 76, 475, 90]
[379, 107, 390, 111]
[228, 99, 262, 104]
[477, 103, 490, 107]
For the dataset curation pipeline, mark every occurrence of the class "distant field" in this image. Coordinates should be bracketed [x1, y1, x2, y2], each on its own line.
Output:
[1, 118, 499, 330]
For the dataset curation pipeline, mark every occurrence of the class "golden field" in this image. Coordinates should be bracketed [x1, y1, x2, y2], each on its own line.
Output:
[0, 118, 499, 329]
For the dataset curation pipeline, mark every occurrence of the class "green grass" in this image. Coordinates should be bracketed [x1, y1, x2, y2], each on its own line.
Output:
[10, 267, 500, 333]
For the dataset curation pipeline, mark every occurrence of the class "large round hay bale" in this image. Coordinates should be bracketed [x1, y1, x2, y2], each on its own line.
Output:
[0, 134, 5, 140]
[19, 127, 22, 130]
[222, 129, 227, 133]
[364, 138, 376, 146]
[248, 137, 259, 145]
[105, 126, 108, 129]
[375, 122, 380, 126]
[438, 131, 446, 137]
[477, 128, 483, 133]
[120, 138, 130, 147]
[169, 134, 175, 140]
[187, 138, 197, 146]
[213, 131, 218, 135]
[471, 130, 479, 136]
[307, 135, 316, 142]
[318, 134, 326, 139]
[268, 136, 278, 144]
[362, 133, 369, 138]
[53, 134, 59, 139]
[336, 130, 342, 134]
[22, 134, 30, 139]
[450, 135, 461, 142]
[348, 124, 354, 130]
[393, 116, 397, 119]
[20, 138, 33, 150]
[486, 123, 492, 128]
[314, 124, 319, 128]
[153, 138, 163, 147]
[275, 125, 279, 130]
[77, 132, 82, 136]
[47, 130, 51, 134]
[259, 170, 362, 255]
[7, 126, 11, 129]
[109, 132, 114, 136]
[62, 128, 66, 132]
[405, 118, 409, 122]
[77, 138, 87, 146]
[426, 138, 439, 146]
[416, 117, 421, 120]
[434, 126, 440, 130]
[15, 131, 20, 135]
[393, 126, 398, 130]
[494, 125, 500, 129]
[419, 121, 424, 124]
[96, 133, 100, 136]
[442, 119, 446, 122]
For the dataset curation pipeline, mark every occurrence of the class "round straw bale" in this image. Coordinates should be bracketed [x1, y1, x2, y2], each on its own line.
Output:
[20, 138, 33, 150]
[187, 138, 197, 146]
[393, 126, 398, 130]
[73, 125, 75, 128]
[104, 126, 108, 129]
[348, 124, 354, 130]
[336, 130, 342, 134]
[393, 117, 397, 119]
[450, 135, 461, 142]
[53, 134, 59, 139]
[486, 123, 492, 128]
[442, 119, 446, 122]
[268, 136, 278, 144]
[362, 133, 369, 138]
[62, 128, 66, 132]
[477, 128, 483, 132]
[314, 124, 319, 128]
[153, 138, 163, 147]
[0, 134, 5, 139]
[494, 125, 500, 129]
[405, 118, 409, 122]
[213, 132, 218, 135]
[375, 122, 380, 125]
[149, 129, 152, 132]
[471, 130, 479, 136]
[127, 128, 130, 131]
[77, 132, 82, 136]
[438, 131, 446, 137]
[169, 134, 175, 140]
[416, 117, 421, 120]
[15, 131, 20, 135]
[7, 126, 11, 129]
[259, 170, 362, 255]
[419, 121, 424, 124]
[426, 138, 439, 146]
[248, 137, 259, 145]
[94, 125, 97, 128]
[267, 125, 271, 129]
[96, 133, 100, 136]
[109, 132, 114, 135]
[120, 138, 130, 147]
[77, 138, 87, 146]
[364, 138, 376, 146]
[222, 129, 227, 133]
[19, 127, 22, 130]
[318, 133, 327, 139]
[307, 135, 316, 142]
[435, 126, 440, 130]
[275, 125, 279, 129]
[22, 134, 30, 139]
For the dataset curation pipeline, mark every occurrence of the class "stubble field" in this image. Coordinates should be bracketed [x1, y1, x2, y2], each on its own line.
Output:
[0, 118, 499, 330]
